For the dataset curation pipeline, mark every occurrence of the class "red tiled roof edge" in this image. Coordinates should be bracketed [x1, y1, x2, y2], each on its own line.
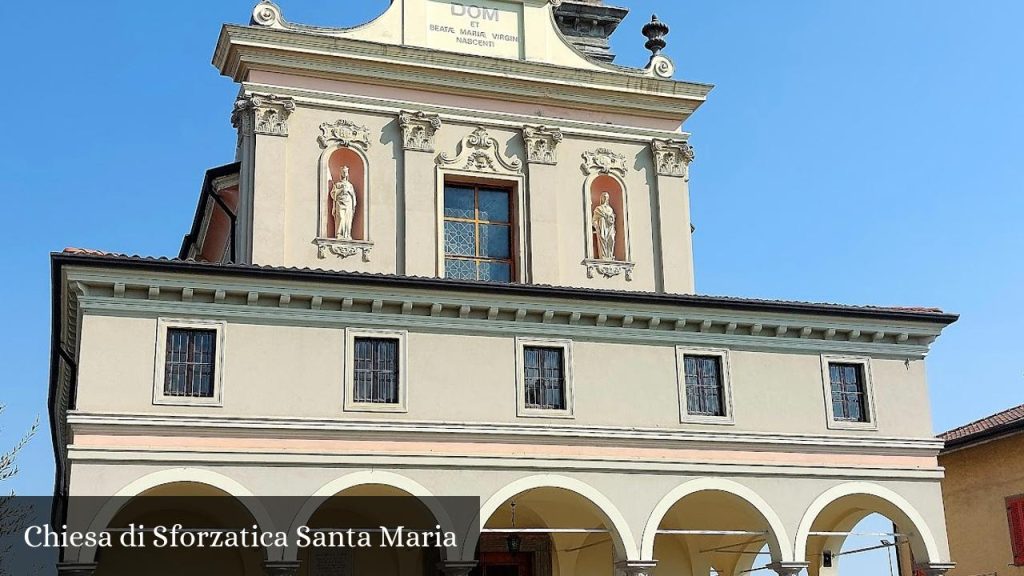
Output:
[940, 403, 1024, 450]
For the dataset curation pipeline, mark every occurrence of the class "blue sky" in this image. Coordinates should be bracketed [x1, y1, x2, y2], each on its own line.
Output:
[1, 0, 1021, 572]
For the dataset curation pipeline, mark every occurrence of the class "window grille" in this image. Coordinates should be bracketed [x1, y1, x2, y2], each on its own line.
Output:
[829, 363, 868, 422]
[683, 355, 725, 417]
[443, 183, 514, 282]
[353, 337, 400, 404]
[164, 328, 217, 398]
[523, 346, 566, 410]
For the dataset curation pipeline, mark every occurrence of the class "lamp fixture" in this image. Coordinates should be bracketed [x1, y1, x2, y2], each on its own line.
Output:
[506, 500, 522, 555]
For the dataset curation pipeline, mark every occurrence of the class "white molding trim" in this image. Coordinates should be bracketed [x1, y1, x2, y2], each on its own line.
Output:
[793, 482, 943, 563]
[343, 327, 409, 413]
[515, 337, 575, 419]
[675, 346, 735, 425]
[242, 81, 691, 145]
[66, 270, 945, 359]
[639, 478, 793, 562]
[820, 354, 878, 431]
[80, 468, 277, 563]
[472, 474, 639, 562]
[65, 448, 947, 480]
[65, 412, 945, 453]
[152, 318, 226, 408]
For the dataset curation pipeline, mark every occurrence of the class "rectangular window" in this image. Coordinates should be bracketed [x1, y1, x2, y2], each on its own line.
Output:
[829, 362, 868, 422]
[344, 328, 408, 413]
[154, 319, 225, 407]
[164, 328, 217, 398]
[1009, 495, 1024, 566]
[523, 346, 566, 411]
[353, 337, 400, 404]
[443, 183, 514, 282]
[684, 355, 725, 417]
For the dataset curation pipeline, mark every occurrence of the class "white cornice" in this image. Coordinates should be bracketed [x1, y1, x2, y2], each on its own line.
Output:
[66, 412, 945, 455]
[66, 268, 945, 359]
[241, 81, 692, 143]
[213, 25, 711, 123]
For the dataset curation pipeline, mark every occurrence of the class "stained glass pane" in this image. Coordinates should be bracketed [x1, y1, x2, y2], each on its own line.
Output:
[478, 189, 510, 222]
[479, 261, 512, 282]
[480, 224, 511, 259]
[445, 258, 477, 280]
[444, 221, 476, 257]
[444, 186, 475, 219]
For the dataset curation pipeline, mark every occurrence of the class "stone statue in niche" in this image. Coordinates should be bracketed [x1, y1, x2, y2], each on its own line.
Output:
[593, 192, 617, 261]
[331, 166, 357, 240]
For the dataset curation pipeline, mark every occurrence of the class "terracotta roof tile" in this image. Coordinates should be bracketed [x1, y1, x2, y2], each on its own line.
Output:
[941, 403, 1024, 445]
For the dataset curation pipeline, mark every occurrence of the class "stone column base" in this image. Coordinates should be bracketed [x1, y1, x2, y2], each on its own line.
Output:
[615, 560, 658, 576]
[768, 562, 810, 576]
[916, 563, 956, 576]
[438, 561, 478, 576]
[264, 560, 301, 576]
[57, 563, 98, 576]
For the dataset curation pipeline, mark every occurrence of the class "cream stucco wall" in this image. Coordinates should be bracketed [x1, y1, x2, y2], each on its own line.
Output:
[242, 101, 691, 293]
[74, 312, 934, 437]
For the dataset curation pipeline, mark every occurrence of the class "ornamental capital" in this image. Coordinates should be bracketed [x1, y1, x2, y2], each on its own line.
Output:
[652, 138, 695, 180]
[231, 93, 296, 137]
[522, 125, 564, 165]
[437, 126, 522, 174]
[766, 562, 810, 576]
[400, 111, 442, 153]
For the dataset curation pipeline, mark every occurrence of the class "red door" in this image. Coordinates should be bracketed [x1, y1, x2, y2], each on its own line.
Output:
[477, 552, 534, 576]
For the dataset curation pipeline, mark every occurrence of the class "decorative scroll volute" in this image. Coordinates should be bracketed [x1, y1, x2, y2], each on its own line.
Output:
[437, 127, 522, 174]
[318, 120, 371, 150]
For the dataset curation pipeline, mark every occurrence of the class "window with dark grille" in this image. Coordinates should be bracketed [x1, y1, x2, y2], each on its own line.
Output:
[683, 355, 725, 417]
[443, 183, 514, 282]
[164, 328, 217, 398]
[523, 347, 566, 410]
[1009, 495, 1024, 566]
[353, 337, 400, 404]
[829, 363, 869, 422]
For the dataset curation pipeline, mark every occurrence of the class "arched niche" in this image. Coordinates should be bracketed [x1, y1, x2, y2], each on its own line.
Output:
[580, 148, 635, 281]
[587, 174, 629, 263]
[321, 147, 368, 242]
[315, 119, 374, 262]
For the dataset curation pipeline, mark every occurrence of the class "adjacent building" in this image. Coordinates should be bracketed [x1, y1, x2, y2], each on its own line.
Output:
[49, 1, 961, 575]
[940, 404, 1024, 576]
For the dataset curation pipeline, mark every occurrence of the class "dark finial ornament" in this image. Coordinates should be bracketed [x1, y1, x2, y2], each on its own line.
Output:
[642, 14, 670, 56]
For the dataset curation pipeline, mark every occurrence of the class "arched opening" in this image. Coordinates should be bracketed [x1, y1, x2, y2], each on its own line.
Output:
[587, 174, 628, 262]
[476, 482, 634, 576]
[796, 485, 942, 576]
[321, 146, 368, 241]
[644, 487, 787, 576]
[291, 482, 450, 576]
[92, 481, 268, 576]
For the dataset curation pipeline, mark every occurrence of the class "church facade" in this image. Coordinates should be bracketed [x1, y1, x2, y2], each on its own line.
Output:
[49, 1, 959, 575]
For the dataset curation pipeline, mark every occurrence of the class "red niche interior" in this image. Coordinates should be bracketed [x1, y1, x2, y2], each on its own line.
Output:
[200, 185, 239, 263]
[327, 148, 366, 241]
[590, 175, 626, 262]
